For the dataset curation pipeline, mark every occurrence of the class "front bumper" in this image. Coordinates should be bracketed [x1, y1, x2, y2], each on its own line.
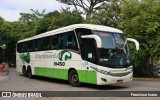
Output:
[97, 72, 133, 85]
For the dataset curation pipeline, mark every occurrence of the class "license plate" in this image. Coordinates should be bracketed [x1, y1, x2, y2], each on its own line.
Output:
[117, 80, 123, 83]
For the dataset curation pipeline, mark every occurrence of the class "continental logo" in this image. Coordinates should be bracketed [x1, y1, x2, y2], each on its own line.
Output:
[20, 52, 30, 63]
[59, 50, 72, 61]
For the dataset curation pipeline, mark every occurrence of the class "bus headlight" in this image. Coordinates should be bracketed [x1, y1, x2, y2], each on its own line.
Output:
[90, 66, 110, 75]
[127, 66, 133, 72]
[127, 66, 133, 70]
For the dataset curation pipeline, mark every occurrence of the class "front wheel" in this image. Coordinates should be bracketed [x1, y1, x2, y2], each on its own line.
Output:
[68, 70, 81, 87]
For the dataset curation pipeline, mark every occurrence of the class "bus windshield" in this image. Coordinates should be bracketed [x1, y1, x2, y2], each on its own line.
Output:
[93, 31, 131, 68]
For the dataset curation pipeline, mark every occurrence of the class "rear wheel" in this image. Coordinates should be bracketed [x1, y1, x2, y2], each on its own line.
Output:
[22, 66, 28, 77]
[27, 67, 33, 79]
[68, 70, 81, 87]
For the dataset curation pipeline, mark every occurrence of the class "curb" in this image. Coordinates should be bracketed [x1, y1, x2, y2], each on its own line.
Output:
[133, 78, 160, 81]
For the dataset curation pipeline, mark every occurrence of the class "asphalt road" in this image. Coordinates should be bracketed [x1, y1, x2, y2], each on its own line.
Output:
[0, 68, 160, 100]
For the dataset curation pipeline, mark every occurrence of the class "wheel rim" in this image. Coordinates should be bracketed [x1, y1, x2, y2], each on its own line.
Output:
[72, 74, 78, 82]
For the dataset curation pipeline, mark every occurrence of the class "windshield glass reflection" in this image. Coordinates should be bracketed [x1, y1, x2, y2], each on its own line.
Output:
[93, 31, 130, 68]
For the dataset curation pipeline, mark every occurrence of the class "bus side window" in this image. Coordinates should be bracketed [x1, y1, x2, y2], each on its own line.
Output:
[42, 37, 51, 50]
[17, 43, 22, 53]
[31, 40, 35, 52]
[51, 34, 63, 50]
[23, 43, 28, 52]
[75, 28, 92, 47]
[51, 35, 59, 49]
[27, 41, 32, 52]
[20, 43, 24, 52]
[58, 35, 63, 49]
[35, 39, 39, 51]
[35, 39, 42, 51]
[63, 31, 78, 50]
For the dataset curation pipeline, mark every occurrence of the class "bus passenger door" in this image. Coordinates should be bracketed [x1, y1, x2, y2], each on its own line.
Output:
[81, 39, 97, 84]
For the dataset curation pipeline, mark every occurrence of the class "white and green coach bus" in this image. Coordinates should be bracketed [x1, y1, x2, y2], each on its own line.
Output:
[16, 24, 139, 86]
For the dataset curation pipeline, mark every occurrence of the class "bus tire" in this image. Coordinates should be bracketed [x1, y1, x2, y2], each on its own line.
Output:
[68, 70, 81, 87]
[27, 67, 33, 79]
[22, 66, 28, 77]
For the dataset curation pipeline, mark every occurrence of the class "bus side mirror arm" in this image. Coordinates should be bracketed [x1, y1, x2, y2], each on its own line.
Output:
[127, 38, 139, 51]
[81, 35, 102, 48]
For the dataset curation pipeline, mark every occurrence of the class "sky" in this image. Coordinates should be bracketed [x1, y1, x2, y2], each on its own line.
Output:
[0, 0, 68, 22]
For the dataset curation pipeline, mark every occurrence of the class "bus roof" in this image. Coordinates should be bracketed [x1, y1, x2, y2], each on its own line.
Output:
[17, 24, 123, 43]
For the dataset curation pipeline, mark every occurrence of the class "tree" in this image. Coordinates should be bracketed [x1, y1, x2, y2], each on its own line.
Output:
[35, 10, 60, 34]
[88, 0, 121, 28]
[0, 17, 16, 65]
[19, 9, 45, 25]
[16, 9, 46, 39]
[0, 10, 45, 65]
[36, 8, 84, 34]
[120, 0, 160, 77]
[57, 0, 111, 20]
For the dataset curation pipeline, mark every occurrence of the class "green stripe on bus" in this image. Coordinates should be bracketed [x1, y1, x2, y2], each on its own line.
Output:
[34, 67, 68, 80]
[34, 67, 97, 84]
[77, 70, 97, 84]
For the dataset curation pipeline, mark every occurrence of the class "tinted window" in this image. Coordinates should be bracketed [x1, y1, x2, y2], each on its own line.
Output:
[51, 35, 63, 49]
[35, 39, 42, 51]
[75, 28, 92, 58]
[17, 31, 79, 52]
[75, 28, 92, 48]
[27, 41, 32, 52]
[31, 40, 35, 51]
[17, 43, 23, 53]
[22, 42, 28, 52]
[84, 39, 97, 63]
[17, 42, 27, 53]
[63, 31, 78, 50]
[42, 37, 51, 50]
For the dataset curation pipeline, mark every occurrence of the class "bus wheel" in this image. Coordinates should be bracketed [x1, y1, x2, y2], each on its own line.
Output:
[68, 70, 81, 87]
[27, 67, 33, 79]
[22, 66, 28, 77]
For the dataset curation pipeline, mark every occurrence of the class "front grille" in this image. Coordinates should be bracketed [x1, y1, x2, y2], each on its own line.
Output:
[109, 72, 131, 77]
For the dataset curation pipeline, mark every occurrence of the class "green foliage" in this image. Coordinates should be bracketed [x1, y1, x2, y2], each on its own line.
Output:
[36, 11, 60, 34]
[17, 9, 46, 39]
[56, 0, 110, 20]
[36, 8, 83, 34]
[87, 0, 121, 28]
[0, 17, 16, 64]
[120, 0, 160, 77]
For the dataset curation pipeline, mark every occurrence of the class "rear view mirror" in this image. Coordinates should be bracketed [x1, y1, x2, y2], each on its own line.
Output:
[127, 38, 139, 50]
[81, 35, 102, 48]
